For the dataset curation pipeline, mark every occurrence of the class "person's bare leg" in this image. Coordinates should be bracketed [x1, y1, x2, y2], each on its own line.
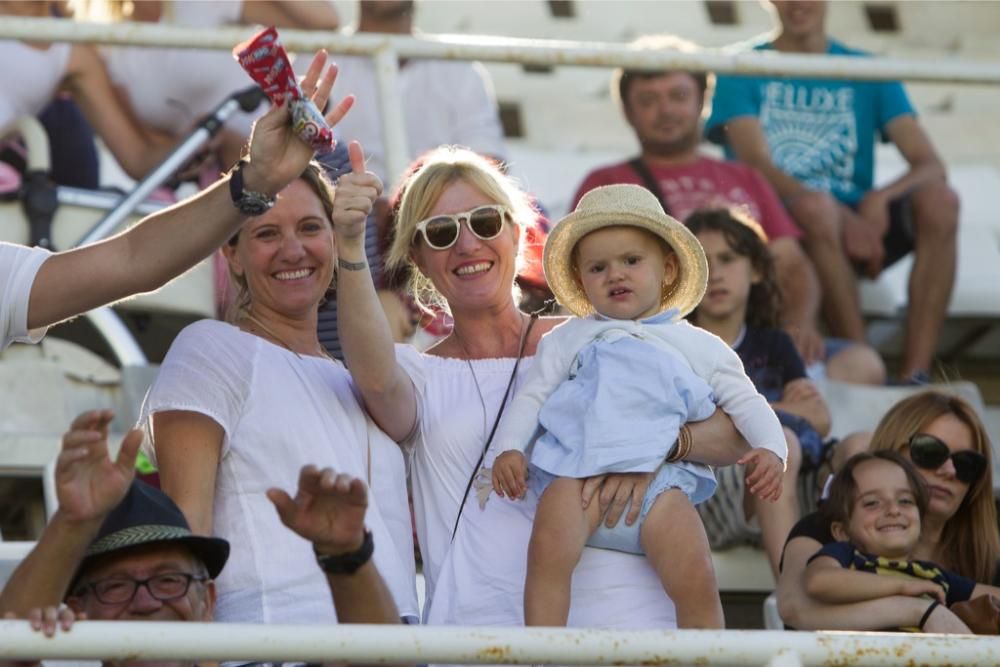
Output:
[524, 477, 601, 626]
[790, 193, 866, 341]
[749, 428, 802, 577]
[901, 182, 959, 379]
[640, 489, 724, 628]
[825, 342, 887, 385]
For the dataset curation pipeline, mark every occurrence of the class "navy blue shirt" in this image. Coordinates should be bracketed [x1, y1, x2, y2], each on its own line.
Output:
[734, 326, 806, 403]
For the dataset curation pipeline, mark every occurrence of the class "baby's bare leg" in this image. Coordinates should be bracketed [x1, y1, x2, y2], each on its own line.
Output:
[640, 489, 724, 629]
[525, 477, 602, 626]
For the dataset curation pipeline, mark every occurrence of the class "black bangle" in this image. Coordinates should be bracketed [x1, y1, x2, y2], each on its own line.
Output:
[919, 600, 940, 630]
[314, 530, 374, 576]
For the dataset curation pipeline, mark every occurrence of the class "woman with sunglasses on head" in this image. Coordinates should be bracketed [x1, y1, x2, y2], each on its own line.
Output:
[333, 144, 753, 632]
[777, 390, 1000, 632]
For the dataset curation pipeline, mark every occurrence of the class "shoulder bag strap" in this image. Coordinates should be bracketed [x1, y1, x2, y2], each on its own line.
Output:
[628, 157, 671, 215]
[450, 313, 539, 542]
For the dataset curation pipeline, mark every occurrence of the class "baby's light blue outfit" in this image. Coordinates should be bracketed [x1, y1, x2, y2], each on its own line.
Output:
[493, 310, 787, 555]
[532, 310, 717, 510]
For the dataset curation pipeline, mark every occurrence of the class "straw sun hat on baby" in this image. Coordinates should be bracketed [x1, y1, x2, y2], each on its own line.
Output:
[543, 183, 708, 318]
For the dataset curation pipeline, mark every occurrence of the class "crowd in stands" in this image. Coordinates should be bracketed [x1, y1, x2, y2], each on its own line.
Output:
[1, 1, 997, 662]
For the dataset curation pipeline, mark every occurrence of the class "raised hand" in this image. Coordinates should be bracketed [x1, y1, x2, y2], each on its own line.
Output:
[267, 465, 368, 556]
[332, 140, 384, 245]
[740, 448, 784, 502]
[245, 50, 355, 196]
[55, 410, 142, 524]
[491, 450, 527, 500]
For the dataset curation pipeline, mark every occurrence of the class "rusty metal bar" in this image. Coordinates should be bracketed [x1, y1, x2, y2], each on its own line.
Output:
[1, 621, 998, 665]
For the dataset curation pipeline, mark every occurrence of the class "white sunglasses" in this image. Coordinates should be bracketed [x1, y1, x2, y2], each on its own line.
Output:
[412, 205, 510, 250]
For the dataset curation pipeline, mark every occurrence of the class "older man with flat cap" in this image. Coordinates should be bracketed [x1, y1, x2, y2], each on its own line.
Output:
[0, 410, 399, 665]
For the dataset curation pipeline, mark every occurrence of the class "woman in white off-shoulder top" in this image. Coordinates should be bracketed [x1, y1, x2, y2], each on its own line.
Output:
[331, 141, 754, 633]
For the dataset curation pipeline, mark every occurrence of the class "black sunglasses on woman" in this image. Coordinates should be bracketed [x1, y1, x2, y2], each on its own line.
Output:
[907, 433, 988, 484]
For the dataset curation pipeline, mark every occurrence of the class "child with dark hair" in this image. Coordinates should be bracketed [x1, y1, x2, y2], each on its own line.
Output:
[687, 208, 830, 574]
[805, 450, 998, 632]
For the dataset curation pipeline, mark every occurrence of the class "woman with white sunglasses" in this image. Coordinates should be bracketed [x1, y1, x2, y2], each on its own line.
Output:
[333, 143, 754, 633]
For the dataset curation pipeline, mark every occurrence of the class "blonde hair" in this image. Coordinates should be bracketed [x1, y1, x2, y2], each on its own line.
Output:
[385, 147, 537, 313]
[225, 162, 336, 321]
[870, 390, 1000, 582]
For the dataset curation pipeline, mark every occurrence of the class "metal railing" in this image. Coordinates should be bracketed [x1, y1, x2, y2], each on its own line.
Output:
[2, 16, 999, 180]
[2, 621, 1000, 666]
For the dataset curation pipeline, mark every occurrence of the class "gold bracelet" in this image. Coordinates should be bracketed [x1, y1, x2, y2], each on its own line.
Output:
[667, 424, 692, 463]
[680, 424, 694, 461]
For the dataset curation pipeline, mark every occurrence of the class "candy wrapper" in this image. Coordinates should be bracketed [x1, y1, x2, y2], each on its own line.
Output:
[234, 26, 335, 154]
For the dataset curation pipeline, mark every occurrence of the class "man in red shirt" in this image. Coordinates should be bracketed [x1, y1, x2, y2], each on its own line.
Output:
[572, 37, 883, 384]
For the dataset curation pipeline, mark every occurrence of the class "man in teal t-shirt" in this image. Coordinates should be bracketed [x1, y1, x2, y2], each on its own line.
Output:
[705, 0, 958, 384]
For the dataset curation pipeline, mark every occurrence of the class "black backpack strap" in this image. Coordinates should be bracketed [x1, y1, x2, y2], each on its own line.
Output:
[628, 157, 671, 216]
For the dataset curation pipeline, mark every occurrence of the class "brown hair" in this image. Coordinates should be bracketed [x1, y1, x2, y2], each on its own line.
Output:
[822, 450, 929, 531]
[685, 207, 781, 329]
[870, 391, 1000, 582]
[613, 35, 709, 112]
[225, 161, 336, 321]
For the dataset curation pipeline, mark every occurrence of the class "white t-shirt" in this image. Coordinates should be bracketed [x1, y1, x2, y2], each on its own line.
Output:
[140, 320, 418, 624]
[395, 345, 677, 634]
[331, 57, 507, 183]
[0, 243, 51, 350]
[100, 0, 258, 138]
[0, 41, 71, 129]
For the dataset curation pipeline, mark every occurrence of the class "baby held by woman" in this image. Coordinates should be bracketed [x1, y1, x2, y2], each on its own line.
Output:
[491, 184, 787, 628]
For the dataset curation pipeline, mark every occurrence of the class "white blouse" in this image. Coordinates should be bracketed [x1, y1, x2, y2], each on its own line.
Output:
[140, 320, 418, 624]
[396, 344, 677, 632]
[0, 41, 70, 129]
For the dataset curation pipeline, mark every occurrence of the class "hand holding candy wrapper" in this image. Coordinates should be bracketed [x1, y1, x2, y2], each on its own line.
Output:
[234, 26, 336, 154]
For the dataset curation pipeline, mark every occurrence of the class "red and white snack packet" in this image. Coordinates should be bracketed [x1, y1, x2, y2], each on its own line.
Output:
[233, 26, 335, 154]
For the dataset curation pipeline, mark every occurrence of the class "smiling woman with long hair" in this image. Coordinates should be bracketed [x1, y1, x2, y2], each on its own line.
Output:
[777, 390, 1000, 632]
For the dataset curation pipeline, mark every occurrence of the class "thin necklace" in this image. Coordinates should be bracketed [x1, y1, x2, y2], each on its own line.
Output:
[244, 313, 333, 361]
[452, 312, 528, 438]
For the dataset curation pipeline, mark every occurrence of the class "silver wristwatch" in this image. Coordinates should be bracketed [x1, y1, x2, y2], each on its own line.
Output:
[229, 159, 275, 216]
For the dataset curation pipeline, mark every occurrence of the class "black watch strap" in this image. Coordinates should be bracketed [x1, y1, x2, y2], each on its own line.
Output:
[229, 159, 275, 216]
[315, 530, 374, 575]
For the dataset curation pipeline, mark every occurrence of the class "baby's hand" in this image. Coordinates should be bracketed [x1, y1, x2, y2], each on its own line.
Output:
[492, 451, 527, 500]
[739, 449, 783, 501]
[900, 580, 946, 604]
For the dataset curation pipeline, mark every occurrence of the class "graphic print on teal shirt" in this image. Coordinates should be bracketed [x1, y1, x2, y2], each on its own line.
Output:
[706, 39, 915, 205]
